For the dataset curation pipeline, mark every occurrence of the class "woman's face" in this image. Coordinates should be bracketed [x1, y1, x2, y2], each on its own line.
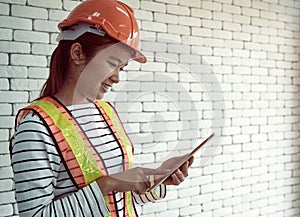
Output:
[75, 42, 131, 102]
[96, 58, 127, 99]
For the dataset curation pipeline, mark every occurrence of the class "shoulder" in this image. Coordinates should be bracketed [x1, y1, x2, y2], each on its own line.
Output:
[12, 110, 56, 153]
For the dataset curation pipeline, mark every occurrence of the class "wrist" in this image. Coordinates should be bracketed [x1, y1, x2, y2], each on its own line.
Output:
[96, 176, 115, 196]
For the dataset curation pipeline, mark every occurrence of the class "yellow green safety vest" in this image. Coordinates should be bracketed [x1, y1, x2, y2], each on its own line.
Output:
[17, 96, 137, 217]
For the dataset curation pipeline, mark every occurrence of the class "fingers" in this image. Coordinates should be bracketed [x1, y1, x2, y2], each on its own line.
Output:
[188, 156, 194, 167]
[170, 169, 186, 185]
[180, 161, 189, 177]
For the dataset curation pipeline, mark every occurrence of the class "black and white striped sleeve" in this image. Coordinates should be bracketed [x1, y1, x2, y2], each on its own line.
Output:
[132, 184, 166, 205]
[11, 112, 110, 217]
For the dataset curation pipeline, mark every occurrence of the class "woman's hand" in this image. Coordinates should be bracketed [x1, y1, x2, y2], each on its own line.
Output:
[97, 167, 169, 195]
[158, 154, 194, 186]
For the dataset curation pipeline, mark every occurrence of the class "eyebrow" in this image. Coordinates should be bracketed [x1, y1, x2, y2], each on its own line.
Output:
[109, 56, 128, 67]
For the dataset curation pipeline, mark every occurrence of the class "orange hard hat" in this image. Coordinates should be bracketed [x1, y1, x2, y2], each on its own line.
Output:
[58, 0, 146, 63]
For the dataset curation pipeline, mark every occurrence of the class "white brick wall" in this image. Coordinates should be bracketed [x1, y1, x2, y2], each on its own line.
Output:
[0, 0, 299, 216]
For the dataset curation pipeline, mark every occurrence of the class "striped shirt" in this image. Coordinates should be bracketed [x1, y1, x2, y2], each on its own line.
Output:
[11, 102, 166, 217]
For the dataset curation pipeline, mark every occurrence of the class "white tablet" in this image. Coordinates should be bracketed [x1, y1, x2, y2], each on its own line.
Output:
[148, 133, 215, 191]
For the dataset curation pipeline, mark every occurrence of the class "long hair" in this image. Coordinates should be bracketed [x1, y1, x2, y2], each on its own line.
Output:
[39, 33, 118, 98]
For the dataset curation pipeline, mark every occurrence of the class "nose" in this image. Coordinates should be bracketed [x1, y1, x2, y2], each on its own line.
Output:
[110, 71, 120, 84]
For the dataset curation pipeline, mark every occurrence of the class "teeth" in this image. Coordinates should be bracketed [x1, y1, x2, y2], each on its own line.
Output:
[102, 83, 111, 91]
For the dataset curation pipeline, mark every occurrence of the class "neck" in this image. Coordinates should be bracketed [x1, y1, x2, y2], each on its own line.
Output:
[54, 80, 89, 106]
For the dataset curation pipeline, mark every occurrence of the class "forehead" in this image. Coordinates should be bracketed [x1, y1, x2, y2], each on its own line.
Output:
[102, 42, 132, 61]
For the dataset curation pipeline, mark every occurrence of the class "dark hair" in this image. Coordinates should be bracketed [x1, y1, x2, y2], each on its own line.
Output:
[39, 33, 118, 98]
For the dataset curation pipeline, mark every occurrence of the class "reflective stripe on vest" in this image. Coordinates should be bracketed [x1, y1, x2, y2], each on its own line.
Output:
[17, 97, 137, 217]
[95, 100, 136, 217]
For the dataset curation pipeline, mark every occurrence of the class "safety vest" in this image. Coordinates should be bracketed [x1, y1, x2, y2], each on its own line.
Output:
[16, 96, 137, 217]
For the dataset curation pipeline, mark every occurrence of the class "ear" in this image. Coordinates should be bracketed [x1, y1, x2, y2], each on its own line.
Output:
[70, 43, 86, 65]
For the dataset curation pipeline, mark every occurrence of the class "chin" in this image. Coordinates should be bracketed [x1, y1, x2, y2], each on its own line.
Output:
[96, 92, 104, 100]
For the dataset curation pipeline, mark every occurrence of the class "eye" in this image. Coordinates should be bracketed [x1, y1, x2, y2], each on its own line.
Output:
[108, 61, 117, 68]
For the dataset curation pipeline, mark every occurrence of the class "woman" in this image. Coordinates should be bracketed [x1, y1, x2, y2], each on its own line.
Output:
[10, 0, 193, 216]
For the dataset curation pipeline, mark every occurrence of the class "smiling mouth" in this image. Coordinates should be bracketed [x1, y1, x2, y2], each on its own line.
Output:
[101, 83, 111, 92]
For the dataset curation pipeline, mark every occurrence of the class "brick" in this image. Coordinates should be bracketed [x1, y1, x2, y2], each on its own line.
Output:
[180, 204, 202, 216]
[0, 15, 32, 30]
[14, 30, 49, 43]
[62, 1, 80, 11]
[141, 1, 166, 13]
[224, 40, 243, 49]
[159, 210, 179, 217]
[157, 33, 181, 44]
[0, 116, 14, 128]
[0, 179, 13, 191]
[117, 0, 139, 9]
[0, 154, 10, 167]
[155, 0, 179, 4]
[0, 53, 8, 64]
[179, 16, 201, 27]
[202, 19, 222, 29]
[233, 32, 251, 41]
[143, 201, 167, 214]
[34, 20, 58, 33]
[0, 140, 9, 154]
[213, 11, 233, 22]
[168, 44, 190, 54]
[0, 129, 9, 141]
[212, 30, 232, 39]
[178, 0, 200, 7]
[0, 0, 26, 4]
[0, 104, 12, 115]
[0, 91, 28, 103]
[201, 182, 222, 194]
[0, 3, 9, 15]
[0, 41, 30, 53]
[140, 81, 165, 91]
[11, 54, 47, 67]
[0, 79, 9, 90]
[12, 5, 47, 19]
[154, 13, 178, 24]
[252, 1, 269, 10]
[0, 204, 13, 216]
[168, 24, 190, 35]
[202, 1, 222, 11]
[135, 10, 152, 22]
[202, 200, 223, 211]
[192, 27, 212, 37]
[168, 197, 190, 209]
[213, 48, 232, 56]
[27, 0, 62, 9]
[191, 8, 212, 19]
[0, 66, 28, 78]
[223, 4, 241, 14]
[32, 44, 56, 55]
[286, 6, 299, 16]
[223, 22, 241, 31]
[167, 5, 190, 16]
[0, 28, 12, 40]
[142, 21, 167, 32]
[49, 9, 69, 21]
[213, 207, 232, 217]
[179, 54, 201, 63]
[0, 191, 17, 204]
